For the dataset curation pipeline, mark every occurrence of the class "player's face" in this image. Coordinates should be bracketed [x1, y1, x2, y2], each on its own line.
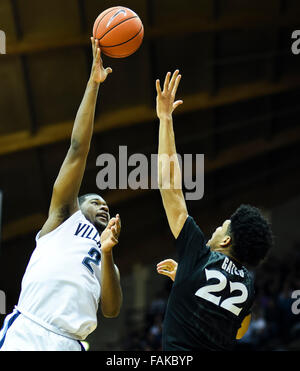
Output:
[80, 195, 110, 232]
[207, 219, 231, 250]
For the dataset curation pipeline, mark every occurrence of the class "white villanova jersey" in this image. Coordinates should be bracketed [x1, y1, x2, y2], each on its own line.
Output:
[16, 210, 102, 341]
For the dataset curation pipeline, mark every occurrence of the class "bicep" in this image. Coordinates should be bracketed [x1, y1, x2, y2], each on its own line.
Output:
[160, 188, 188, 239]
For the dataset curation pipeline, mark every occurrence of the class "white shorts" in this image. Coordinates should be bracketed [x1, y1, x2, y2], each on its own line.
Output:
[0, 309, 85, 351]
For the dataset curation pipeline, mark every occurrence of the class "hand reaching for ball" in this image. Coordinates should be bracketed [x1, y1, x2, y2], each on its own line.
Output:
[90, 37, 112, 84]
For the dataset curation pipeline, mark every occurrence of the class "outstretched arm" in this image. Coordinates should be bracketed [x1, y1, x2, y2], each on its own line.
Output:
[156, 70, 188, 239]
[40, 38, 112, 238]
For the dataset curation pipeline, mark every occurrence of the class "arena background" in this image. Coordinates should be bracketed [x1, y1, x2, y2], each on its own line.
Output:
[0, 0, 300, 351]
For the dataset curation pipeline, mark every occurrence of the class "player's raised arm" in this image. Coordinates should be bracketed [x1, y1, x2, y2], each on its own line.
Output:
[156, 70, 188, 239]
[40, 39, 112, 238]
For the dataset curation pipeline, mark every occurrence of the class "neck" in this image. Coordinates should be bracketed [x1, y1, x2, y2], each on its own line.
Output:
[212, 246, 235, 261]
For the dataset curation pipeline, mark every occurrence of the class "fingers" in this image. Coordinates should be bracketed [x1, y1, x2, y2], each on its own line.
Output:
[172, 73, 181, 96]
[115, 214, 121, 235]
[157, 269, 172, 278]
[91, 37, 99, 58]
[95, 46, 101, 64]
[107, 214, 121, 238]
[107, 217, 116, 230]
[91, 37, 108, 68]
[110, 225, 119, 242]
[157, 258, 177, 266]
[91, 38, 100, 64]
[91, 37, 95, 57]
[163, 72, 171, 92]
[106, 67, 113, 75]
[158, 70, 182, 103]
[156, 259, 177, 271]
[173, 100, 183, 110]
[161, 70, 180, 92]
[156, 79, 162, 96]
[169, 70, 180, 93]
[157, 259, 172, 268]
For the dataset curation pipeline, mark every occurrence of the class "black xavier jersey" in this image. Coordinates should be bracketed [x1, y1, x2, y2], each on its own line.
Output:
[162, 216, 255, 351]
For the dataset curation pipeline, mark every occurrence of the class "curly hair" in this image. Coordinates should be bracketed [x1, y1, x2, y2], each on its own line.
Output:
[228, 204, 273, 268]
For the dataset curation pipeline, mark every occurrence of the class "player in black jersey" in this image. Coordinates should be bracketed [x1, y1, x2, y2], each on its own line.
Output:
[155, 70, 273, 351]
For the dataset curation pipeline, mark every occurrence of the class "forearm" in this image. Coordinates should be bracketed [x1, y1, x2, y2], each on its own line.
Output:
[158, 115, 176, 154]
[100, 250, 122, 318]
[158, 115, 182, 190]
[70, 79, 100, 153]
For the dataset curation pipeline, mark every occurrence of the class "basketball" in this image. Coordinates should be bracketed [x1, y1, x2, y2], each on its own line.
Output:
[93, 6, 144, 58]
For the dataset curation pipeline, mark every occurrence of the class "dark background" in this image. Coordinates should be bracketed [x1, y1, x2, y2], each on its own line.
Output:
[0, 0, 300, 351]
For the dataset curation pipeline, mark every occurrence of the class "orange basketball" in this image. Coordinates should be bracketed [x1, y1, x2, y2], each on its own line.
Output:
[93, 6, 144, 58]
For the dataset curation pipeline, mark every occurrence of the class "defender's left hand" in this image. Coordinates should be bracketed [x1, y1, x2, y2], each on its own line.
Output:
[100, 214, 121, 252]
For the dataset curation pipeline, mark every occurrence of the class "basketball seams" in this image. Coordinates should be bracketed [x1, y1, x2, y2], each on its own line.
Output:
[94, 6, 121, 39]
[93, 7, 144, 58]
[99, 16, 138, 42]
[101, 48, 138, 58]
[101, 25, 143, 48]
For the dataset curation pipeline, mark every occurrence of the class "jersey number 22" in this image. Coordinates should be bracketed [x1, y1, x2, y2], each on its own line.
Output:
[195, 269, 248, 316]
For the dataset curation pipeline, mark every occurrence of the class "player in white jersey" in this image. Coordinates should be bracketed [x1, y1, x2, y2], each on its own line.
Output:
[0, 38, 123, 351]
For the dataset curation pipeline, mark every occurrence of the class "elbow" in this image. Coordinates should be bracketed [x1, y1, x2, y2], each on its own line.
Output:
[69, 138, 89, 157]
[70, 138, 81, 152]
[102, 308, 121, 318]
[101, 297, 122, 318]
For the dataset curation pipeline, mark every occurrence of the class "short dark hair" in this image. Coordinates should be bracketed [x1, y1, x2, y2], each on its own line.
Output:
[78, 193, 100, 206]
[228, 204, 273, 268]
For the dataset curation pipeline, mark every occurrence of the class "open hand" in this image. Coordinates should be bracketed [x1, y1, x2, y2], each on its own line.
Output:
[156, 70, 183, 120]
[100, 214, 121, 253]
[90, 37, 112, 84]
[156, 259, 178, 282]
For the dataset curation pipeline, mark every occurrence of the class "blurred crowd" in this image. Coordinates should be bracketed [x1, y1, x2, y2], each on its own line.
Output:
[123, 244, 300, 351]
[123, 283, 170, 351]
[235, 244, 300, 350]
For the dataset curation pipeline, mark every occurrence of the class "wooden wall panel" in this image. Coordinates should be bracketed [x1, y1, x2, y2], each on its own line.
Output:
[0, 57, 32, 134]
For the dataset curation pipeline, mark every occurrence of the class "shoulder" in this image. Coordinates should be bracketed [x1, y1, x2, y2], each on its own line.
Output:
[38, 209, 84, 241]
[176, 215, 205, 243]
[175, 216, 208, 260]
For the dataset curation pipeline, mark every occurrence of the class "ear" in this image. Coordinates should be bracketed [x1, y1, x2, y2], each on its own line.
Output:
[220, 235, 231, 248]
